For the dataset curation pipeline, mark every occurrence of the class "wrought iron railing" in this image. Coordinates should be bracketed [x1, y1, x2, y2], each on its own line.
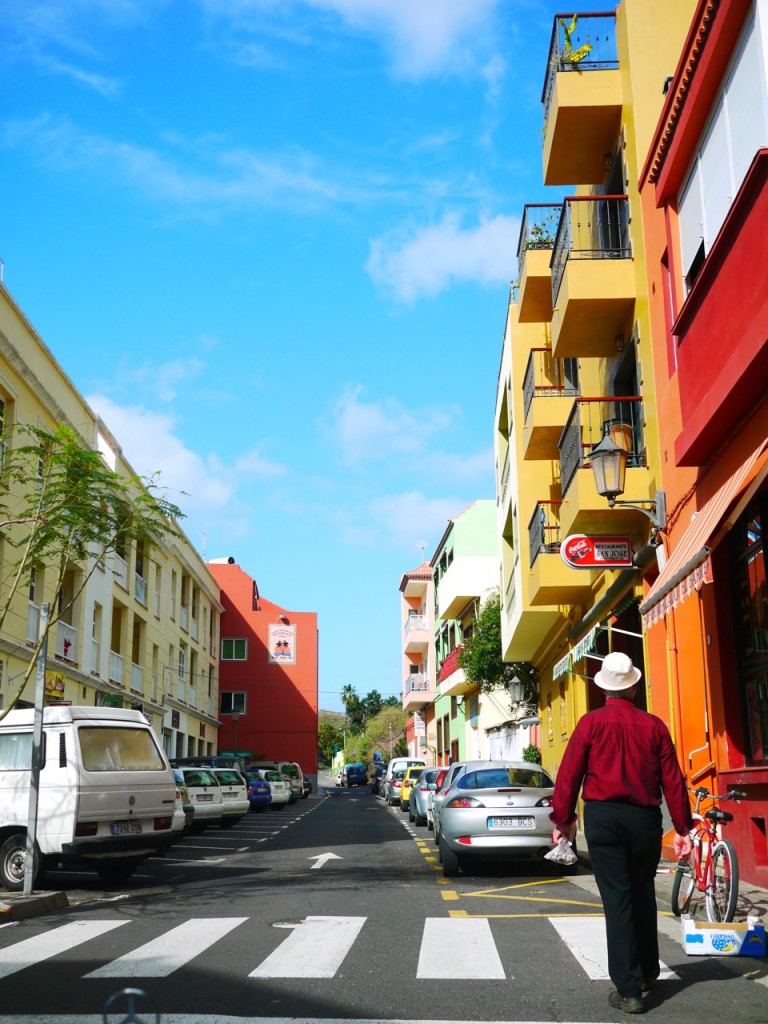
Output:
[559, 395, 645, 497]
[551, 195, 631, 305]
[542, 11, 619, 123]
[523, 348, 580, 420]
[517, 202, 562, 277]
[528, 501, 563, 567]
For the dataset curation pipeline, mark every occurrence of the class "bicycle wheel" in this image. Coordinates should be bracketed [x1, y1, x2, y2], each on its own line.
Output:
[671, 852, 696, 916]
[706, 839, 739, 922]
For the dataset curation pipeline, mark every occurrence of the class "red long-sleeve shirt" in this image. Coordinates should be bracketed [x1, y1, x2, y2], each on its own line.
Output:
[551, 697, 694, 836]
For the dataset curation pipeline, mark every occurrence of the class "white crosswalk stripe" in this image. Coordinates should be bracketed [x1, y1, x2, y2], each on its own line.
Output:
[84, 917, 248, 978]
[0, 914, 679, 984]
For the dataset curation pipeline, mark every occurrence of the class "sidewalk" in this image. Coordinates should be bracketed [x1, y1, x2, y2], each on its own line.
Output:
[0, 889, 69, 921]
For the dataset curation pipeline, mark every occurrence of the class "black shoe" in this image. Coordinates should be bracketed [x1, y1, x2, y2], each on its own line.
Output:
[609, 991, 646, 1014]
[641, 975, 658, 995]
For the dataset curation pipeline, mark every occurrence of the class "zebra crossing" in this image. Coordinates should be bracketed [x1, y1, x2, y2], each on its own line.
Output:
[0, 914, 680, 984]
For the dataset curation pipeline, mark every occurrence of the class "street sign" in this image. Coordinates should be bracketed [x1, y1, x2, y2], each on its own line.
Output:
[561, 534, 634, 569]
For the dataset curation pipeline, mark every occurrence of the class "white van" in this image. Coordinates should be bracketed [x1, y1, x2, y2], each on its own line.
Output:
[0, 705, 180, 890]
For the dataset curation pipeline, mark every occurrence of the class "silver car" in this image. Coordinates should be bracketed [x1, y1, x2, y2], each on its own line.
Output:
[432, 761, 469, 845]
[409, 767, 442, 826]
[437, 760, 566, 877]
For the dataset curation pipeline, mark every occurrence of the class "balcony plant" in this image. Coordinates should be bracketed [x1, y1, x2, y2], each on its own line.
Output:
[558, 14, 593, 66]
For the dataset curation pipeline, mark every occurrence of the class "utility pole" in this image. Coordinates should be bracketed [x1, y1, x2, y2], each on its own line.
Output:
[24, 602, 49, 896]
[389, 721, 392, 759]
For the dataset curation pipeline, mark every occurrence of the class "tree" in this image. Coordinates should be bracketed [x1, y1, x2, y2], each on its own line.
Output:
[458, 590, 539, 714]
[0, 423, 184, 718]
[317, 718, 344, 765]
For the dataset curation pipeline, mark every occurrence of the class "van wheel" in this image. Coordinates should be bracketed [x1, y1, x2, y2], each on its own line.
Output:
[96, 859, 142, 884]
[0, 834, 43, 892]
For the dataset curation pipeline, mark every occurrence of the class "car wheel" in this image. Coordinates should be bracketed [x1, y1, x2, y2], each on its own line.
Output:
[219, 818, 238, 829]
[408, 807, 415, 822]
[274, 803, 285, 811]
[441, 839, 460, 878]
[427, 817, 434, 832]
[415, 812, 426, 827]
[96, 858, 142, 884]
[0, 833, 44, 892]
[189, 822, 207, 834]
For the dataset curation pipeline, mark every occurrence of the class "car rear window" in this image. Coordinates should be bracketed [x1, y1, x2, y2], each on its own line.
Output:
[264, 770, 284, 782]
[215, 770, 244, 785]
[457, 767, 554, 790]
[281, 764, 300, 778]
[183, 769, 218, 787]
[79, 726, 166, 772]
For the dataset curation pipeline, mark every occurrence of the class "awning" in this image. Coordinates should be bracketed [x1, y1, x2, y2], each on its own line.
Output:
[640, 439, 768, 629]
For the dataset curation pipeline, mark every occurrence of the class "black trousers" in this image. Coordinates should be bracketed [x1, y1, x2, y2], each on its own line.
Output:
[584, 800, 663, 998]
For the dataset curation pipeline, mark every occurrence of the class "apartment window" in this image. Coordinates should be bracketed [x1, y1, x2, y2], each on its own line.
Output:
[678, 9, 768, 292]
[221, 637, 247, 661]
[220, 691, 246, 715]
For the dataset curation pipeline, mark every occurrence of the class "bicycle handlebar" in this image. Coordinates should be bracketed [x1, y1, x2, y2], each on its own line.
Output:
[689, 786, 747, 801]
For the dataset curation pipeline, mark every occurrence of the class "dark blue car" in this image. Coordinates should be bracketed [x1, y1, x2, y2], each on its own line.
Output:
[342, 762, 366, 787]
[245, 769, 272, 812]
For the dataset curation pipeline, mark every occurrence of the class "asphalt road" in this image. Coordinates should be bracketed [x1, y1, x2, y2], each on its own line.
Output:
[0, 774, 766, 1024]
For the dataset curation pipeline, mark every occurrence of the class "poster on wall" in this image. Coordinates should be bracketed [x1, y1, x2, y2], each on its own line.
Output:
[268, 623, 297, 665]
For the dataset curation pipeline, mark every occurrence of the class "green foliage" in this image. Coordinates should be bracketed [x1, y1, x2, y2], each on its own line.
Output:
[318, 718, 344, 764]
[458, 591, 539, 714]
[0, 423, 184, 717]
[559, 14, 593, 65]
[522, 744, 542, 765]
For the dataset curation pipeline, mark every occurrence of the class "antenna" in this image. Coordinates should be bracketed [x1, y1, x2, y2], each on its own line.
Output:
[417, 539, 426, 560]
[202, 532, 207, 559]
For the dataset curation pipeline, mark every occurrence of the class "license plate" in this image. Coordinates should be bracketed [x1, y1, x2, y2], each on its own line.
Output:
[197, 793, 213, 802]
[488, 816, 535, 829]
[222, 792, 237, 800]
[111, 821, 142, 835]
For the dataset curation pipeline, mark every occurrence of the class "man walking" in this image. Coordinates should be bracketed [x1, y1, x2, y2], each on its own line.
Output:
[551, 651, 693, 1014]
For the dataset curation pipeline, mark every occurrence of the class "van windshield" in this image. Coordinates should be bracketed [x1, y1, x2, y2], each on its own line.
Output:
[79, 726, 166, 772]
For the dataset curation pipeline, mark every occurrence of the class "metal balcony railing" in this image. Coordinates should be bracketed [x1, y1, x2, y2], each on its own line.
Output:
[134, 572, 147, 606]
[55, 621, 77, 661]
[113, 553, 128, 590]
[109, 650, 124, 685]
[404, 673, 429, 694]
[404, 613, 428, 638]
[438, 643, 465, 683]
[528, 501, 563, 567]
[523, 348, 580, 420]
[517, 203, 562, 277]
[542, 11, 619, 123]
[551, 195, 631, 305]
[559, 396, 646, 498]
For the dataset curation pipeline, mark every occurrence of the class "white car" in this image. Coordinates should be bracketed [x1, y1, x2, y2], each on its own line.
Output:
[263, 770, 292, 809]
[211, 768, 249, 828]
[171, 778, 195, 837]
[173, 767, 223, 832]
[335, 769, 344, 787]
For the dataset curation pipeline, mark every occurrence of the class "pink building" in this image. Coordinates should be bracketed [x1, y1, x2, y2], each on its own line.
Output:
[207, 558, 319, 783]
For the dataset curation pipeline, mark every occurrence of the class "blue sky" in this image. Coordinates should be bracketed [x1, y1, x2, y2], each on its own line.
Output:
[0, 1, 603, 712]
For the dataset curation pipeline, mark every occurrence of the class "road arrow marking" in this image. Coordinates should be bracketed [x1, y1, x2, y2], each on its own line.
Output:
[308, 852, 342, 870]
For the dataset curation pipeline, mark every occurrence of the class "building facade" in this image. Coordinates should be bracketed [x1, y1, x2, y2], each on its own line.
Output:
[0, 282, 222, 756]
[638, 0, 768, 884]
[207, 558, 319, 786]
[399, 561, 437, 765]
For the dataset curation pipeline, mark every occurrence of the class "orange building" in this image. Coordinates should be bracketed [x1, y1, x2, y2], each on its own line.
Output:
[639, 0, 768, 884]
[207, 558, 319, 784]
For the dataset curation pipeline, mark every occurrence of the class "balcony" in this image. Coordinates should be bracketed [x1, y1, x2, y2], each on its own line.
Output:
[134, 572, 147, 606]
[438, 644, 472, 697]
[130, 661, 143, 694]
[516, 204, 561, 322]
[527, 501, 597, 605]
[27, 603, 39, 645]
[109, 650, 124, 686]
[558, 396, 651, 536]
[403, 613, 430, 654]
[55, 621, 77, 663]
[113, 553, 129, 591]
[551, 196, 635, 358]
[403, 672, 435, 711]
[542, 12, 621, 186]
[522, 348, 579, 460]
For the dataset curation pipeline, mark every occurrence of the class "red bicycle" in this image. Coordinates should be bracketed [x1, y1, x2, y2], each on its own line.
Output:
[671, 785, 746, 923]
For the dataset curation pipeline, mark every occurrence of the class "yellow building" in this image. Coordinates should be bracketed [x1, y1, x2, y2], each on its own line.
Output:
[0, 282, 222, 757]
[495, 2, 696, 781]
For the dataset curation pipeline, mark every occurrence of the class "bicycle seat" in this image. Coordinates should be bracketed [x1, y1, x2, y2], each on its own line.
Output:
[705, 809, 733, 823]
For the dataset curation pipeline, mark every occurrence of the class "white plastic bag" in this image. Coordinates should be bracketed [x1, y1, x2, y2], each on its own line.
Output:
[544, 837, 577, 865]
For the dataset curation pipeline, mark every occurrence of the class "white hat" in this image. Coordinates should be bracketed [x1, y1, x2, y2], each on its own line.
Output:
[594, 651, 642, 691]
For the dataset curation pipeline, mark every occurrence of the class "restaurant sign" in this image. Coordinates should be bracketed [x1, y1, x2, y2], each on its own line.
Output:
[561, 534, 633, 570]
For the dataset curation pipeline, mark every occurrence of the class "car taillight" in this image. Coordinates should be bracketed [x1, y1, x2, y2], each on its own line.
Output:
[535, 797, 552, 807]
[75, 822, 98, 836]
[393, 779, 401, 789]
[445, 796, 484, 809]
[154, 816, 172, 830]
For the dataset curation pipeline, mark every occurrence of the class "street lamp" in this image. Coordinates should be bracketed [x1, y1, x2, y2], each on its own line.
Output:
[588, 432, 666, 532]
[508, 675, 523, 703]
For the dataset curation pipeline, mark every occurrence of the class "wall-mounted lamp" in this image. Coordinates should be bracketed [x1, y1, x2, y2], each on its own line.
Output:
[455, 694, 465, 708]
[508, 675, 523, 703]
[589, 432, 666, 531]
[278, 613, 290, 624]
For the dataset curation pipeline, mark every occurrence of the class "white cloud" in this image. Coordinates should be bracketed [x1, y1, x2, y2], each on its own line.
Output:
[366, 211, 519, 302]
[360, 490, 465, 550]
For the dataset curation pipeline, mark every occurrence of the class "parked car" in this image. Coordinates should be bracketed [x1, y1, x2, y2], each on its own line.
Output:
[244, 769, 271, 812]
[211, 768, 249, 827]
[385, 767, 407, 806]
[400, 765, 425, 812]
[370, 765, 387, 794]
[437, 760, 564, 878]
[410, 767, 442, 826]
[302, 773, 312, 798]
[247, 761, 303, 802]
[263, 769, 292, 808]
[382, 757, 425, 791]
[341, 762, 367, 788]
[432, 761, 469, 845]
[426, 766, 450, 832]
[335, 769, 344, 787]
[171, 777, 195, 836]
[173, 767, 223, 832]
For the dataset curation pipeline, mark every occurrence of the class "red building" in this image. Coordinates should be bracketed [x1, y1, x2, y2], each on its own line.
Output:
[639, 0, 768, 884]
[207, 558, 319, 785]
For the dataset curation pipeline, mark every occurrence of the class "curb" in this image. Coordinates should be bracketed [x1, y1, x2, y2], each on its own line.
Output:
[0, 890, 69, 921]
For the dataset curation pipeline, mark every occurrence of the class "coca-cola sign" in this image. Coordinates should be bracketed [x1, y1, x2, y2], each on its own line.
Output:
[561, 534, 633, 569]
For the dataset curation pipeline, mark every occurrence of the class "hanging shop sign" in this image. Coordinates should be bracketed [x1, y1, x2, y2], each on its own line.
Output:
[561, 534, 633, 569]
